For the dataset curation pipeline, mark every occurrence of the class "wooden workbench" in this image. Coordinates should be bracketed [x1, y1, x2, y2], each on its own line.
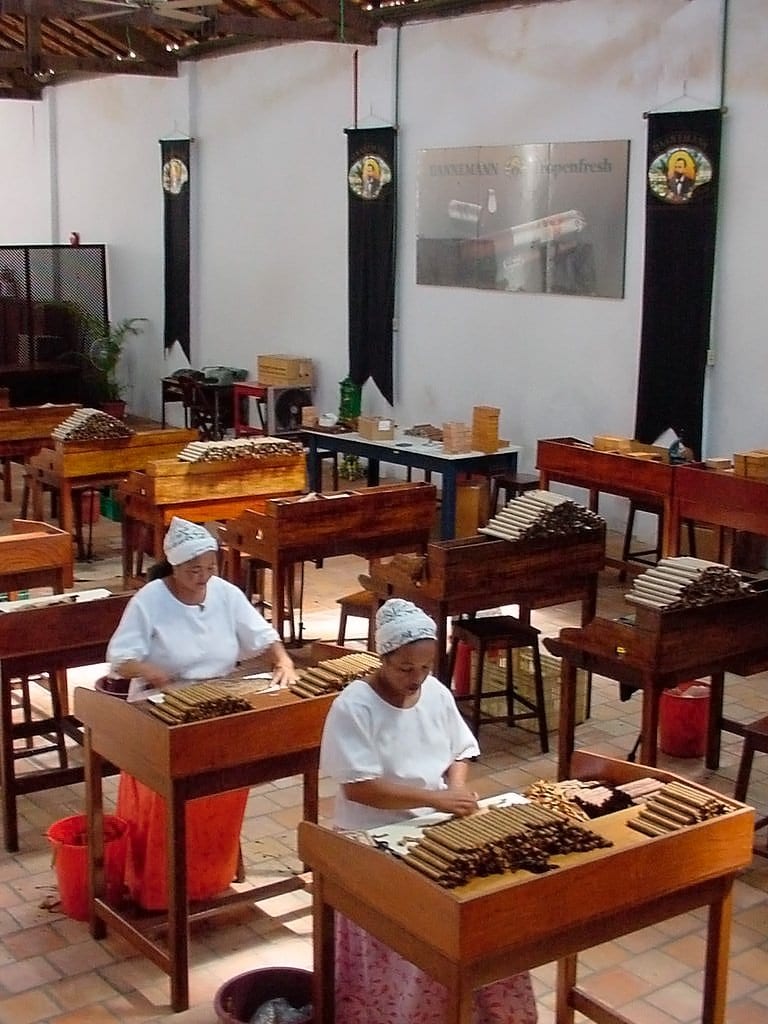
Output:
[299, 750, 754, 1024]
[118, 449, 307, 584]
[27, 426, 197, 558]
[536, 436, 677, 562]
[545, 588, 768, 775]
[0, 592, 130, 852]
[222, 482, 437, 640]
[0, 401, 79, 501]
[75, 645, 340, 1012]
[367, 527, 605, 679]
[0, 518, 73, 592]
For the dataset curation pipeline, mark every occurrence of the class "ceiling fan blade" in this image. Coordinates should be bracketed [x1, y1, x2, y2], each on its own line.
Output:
[155, 9, 210, 23]
[162, 1, 221, 8]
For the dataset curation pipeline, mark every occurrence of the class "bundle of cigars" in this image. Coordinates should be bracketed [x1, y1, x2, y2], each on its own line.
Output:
[402, 804, 612, 888]
[52, 408, 134, 442]
[176, 436, 303, 463]
[627, 780, 736, 837]
[625, 556, 752, 611]
[290, 651, 381, 698]
[143, 682, 252, 724]
[479, 490, 603, 543]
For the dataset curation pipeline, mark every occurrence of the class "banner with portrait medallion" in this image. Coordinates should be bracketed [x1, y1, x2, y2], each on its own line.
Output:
[161, 138, 191, 361]
[346, 127, 397, 404]
[634, 110, 722, 457]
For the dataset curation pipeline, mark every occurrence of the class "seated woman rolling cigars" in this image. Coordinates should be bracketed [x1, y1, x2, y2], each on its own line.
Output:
[106, 516, 297, 911]
[320, 598, 537, 1024]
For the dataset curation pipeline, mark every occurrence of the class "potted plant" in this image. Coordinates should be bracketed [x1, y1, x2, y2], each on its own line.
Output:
[80, 314, 146, 418]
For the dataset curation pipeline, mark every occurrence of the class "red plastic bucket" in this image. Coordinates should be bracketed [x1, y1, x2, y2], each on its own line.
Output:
[214, 967, 313, 1024]
[659, 681, 711, 758]
[46, 814, 128, 921]
[452, 639, 471, 696]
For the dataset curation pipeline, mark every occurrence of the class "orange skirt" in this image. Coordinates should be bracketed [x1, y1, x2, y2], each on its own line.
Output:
[116, 773, 248, 911]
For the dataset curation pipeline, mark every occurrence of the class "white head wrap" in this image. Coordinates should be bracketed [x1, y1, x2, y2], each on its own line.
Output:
[163, 517, 218, 567]
[375, 598, 437, 656]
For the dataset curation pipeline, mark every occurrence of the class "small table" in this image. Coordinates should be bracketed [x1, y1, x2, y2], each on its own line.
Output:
[303, 430, 521, 540]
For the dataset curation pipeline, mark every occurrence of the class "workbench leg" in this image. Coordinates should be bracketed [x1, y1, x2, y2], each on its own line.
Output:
[168, 785, 190, 1012]
[441, 471, 457, 540]
[706, 671, 725, 771]
[557, 661, 578, 781]
[85, 734, 107, 939]
[702, 887, 734, 1024]
[445, 974, 474, 1024]
[31, 476, 44, 521]
[0, 669, 20, 852]
[555, 955, 577, 1024]
[2, 459, 10, 502]
[312, 882, 335, 1024]
[640, 685, 660, 767]
[121, 517, 133, 584]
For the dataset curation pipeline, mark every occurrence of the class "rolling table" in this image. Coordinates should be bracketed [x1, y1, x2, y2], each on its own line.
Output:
[303, 429, 521, 540]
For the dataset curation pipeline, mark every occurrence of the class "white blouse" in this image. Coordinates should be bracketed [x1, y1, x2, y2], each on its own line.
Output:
[320, 675, 480, 831]
[106, 575, 279, 684]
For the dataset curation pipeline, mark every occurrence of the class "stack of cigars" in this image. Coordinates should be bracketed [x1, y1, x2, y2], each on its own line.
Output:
[628, 780, 735, 837]
[177, 436, 303, 462]
[290, 651, 381, 698]
[624, 556, 752, 611]
[479, 490, 603, 543]
[52, 408, 134, 442]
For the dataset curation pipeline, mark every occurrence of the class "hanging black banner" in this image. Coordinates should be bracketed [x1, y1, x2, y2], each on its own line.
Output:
[346, 127, 396, 404]
[634, 109, 722, 457]
[161, 138, 191, 362]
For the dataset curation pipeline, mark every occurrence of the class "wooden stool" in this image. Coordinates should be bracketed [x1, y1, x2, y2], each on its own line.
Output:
[489, 471, 539, 514]
[317, 449, 339, 491]
[446, 615, 548, 750]
[734, 714, 768, 857]
[10, 670, 69, 769]
[620, 501, 697, 580]
[336, 590, 376, 648]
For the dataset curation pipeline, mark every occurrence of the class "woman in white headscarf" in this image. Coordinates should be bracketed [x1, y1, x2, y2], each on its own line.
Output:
[320, 598, 538, 1024]
[107, 516, 296, 910]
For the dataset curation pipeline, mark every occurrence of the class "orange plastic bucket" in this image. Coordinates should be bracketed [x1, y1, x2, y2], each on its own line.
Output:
[46, 814, 128, 921]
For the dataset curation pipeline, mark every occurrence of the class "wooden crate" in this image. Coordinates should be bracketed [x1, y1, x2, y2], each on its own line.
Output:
[442, 421, 472, 454]
[256, 354, 314, 387]
[471, 406, 500, 453]
[470, 647, 588, 732]
[358, 415, 395, 441]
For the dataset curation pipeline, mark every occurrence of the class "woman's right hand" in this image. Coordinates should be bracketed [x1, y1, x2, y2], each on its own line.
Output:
[134, 663, 173, 688]
[434, 787, 480, 818]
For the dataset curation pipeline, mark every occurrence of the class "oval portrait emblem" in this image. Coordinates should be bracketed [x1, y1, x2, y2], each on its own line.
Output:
[648, 146, 712, 204]
[162, 157, 189, 196]
[348, 154, 392, 200]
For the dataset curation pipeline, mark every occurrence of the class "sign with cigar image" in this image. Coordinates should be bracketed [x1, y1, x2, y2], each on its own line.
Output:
[416, 139, 630, 299]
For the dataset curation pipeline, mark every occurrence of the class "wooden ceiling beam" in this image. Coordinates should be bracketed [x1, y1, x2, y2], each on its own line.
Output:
[215, 13, 375, 45]
[0, 1, 118, 15]
[0, 48, 177, 77]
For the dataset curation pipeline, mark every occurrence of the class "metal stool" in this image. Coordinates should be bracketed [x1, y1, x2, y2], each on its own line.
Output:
[446, 615, 548, 751]
[336, 590, 376, 648]
[488, 472, 540, 514]
[734, 714, 768, 857]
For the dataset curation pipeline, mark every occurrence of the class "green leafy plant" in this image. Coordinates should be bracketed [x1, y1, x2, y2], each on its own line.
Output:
[80, 315, 147, 403]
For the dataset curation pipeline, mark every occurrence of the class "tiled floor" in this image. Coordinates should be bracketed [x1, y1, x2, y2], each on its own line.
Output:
[2, 470, 767, 1023]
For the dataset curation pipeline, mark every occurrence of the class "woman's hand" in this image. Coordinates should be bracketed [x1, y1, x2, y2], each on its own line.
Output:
[433, 787, 480, 818]
[271, 651, 298, 688]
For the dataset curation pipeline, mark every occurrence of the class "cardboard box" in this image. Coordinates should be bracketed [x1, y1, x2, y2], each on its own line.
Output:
[593, 434, 631, 452]
[358, 415, 395, 441]
[257, 354, 314, 387]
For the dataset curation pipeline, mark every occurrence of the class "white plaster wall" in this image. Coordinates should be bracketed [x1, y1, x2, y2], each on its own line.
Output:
[0, 0, 764, 527]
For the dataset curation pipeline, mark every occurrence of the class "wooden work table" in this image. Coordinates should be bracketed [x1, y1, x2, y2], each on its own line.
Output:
[75, 645, 341, 1012]
[0, 592, 130, 852]
[27, 426, 197, 559]
[0, 401, 79, 501]
[299, 750, 754, 1024]
[0, 518, 73, 592]
[545, 589, 768, 776]
[222, 482, 437, 640]
[367, 527, 605, 679]
[118, 448, 307, 584]
[536, 436, 678, 559]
